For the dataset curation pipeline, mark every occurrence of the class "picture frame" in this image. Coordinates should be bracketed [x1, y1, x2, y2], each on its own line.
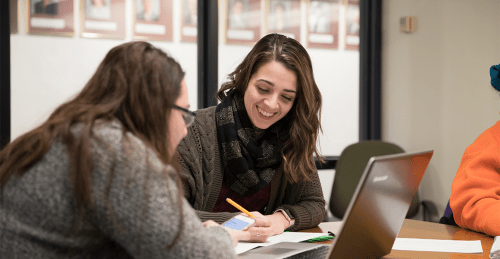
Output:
[265, 0, 301, 42]
[80, 0, 125, 39]
[10, 0, 19, 34]
[345, 0, 359, 50]
[225, 0, 261, 45]
[180, 0, 197, 43]
[27, 0, 75, 36]
[307, 0, 340, 49]
[133, 0, 173, 41]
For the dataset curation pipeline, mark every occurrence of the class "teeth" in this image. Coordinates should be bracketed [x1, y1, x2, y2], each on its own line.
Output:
[258, 106, 274, 117]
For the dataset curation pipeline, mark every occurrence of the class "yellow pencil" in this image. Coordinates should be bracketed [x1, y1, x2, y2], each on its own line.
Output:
[226, 198, 256, 218]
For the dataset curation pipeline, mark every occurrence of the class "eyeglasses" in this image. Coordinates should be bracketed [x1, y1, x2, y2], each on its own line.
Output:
[173, 105, 196, 127]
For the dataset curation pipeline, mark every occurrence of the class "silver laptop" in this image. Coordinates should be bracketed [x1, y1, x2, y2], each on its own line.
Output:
[238, 150, 434, 259]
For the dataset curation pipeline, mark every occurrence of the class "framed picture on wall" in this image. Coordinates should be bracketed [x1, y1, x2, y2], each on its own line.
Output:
[225, 0, 261, 45]
[266, 0, 301, 42]
[10, 0, 19, 34]
[80, 0, 125, 39]
[27, 0, 75, 36]
[180, 0, 197, 43]
[132, 0, 173, 41]
[345, 0, 359, 50]
[307, 0, 339, 49]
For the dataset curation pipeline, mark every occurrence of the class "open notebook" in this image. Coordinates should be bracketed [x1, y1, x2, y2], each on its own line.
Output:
[238, 150, 434, 259]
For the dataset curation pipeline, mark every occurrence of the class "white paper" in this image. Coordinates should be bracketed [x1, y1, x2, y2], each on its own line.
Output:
[85, 21, 117, 31]
[309, 34, 334, 44]
[392, 238, 482, 254]
[235, 232, 329, 255]
[182, 27, 197, 36]
[346, 35, 360, 45]
[135, 23, 166, 35]
[490, 236, 500, 259]
[227, 29, 254, 40]
[31, 18, 65, 29]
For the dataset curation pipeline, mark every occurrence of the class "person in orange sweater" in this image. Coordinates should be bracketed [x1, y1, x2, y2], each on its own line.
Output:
[450, 64, 500, 237]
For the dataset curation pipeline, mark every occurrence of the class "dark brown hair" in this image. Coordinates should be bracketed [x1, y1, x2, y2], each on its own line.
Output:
[0, 41, 185, 248]
[218, 33, 323, 183]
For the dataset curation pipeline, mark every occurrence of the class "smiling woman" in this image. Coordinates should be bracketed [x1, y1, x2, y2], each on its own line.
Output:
[244, 61, 297, 129]
[176, 33, 325, 243]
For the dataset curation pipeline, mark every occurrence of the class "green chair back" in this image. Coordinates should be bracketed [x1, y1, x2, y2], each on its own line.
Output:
[329, 140, 420, 219]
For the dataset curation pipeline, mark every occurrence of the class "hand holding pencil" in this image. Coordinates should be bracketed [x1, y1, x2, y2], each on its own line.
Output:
[226, 198, 256, 218]
[225, 198, 285, 235]
[226, 198, 286, 238]
[224, 198, 293, 243]
[225, 198, 272, 242]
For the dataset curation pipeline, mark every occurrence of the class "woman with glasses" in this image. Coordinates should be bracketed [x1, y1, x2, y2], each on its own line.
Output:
[0, 41, 250, 258]
[173, 105, 196, 127]
[177, 33, 325, 241]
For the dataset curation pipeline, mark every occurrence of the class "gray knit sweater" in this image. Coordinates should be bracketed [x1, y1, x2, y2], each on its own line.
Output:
[0, 121, 235, 258]
[177, 106, 326, 231]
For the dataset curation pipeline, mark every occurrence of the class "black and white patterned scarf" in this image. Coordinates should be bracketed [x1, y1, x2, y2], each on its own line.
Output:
[215, 90, 290, 196]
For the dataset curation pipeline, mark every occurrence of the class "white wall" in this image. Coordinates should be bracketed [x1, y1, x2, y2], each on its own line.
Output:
[382, 0, 500, 216]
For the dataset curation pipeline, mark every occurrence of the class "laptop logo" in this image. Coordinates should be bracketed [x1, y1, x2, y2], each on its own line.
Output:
[373, 175, 389, 183]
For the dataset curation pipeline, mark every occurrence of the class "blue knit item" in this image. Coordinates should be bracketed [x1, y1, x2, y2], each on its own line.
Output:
[490, 64, 500, 91]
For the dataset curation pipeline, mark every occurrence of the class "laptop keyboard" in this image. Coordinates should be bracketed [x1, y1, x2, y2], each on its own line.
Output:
[285, 245, 330, 259]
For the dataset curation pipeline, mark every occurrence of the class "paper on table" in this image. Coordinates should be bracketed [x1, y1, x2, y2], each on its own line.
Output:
[392, 238, 482, 254]
[235, 232, 329, 254]
[490, 236, 500, 259]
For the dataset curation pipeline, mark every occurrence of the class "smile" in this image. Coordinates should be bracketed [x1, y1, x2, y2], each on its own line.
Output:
[257, 106, 275, 118]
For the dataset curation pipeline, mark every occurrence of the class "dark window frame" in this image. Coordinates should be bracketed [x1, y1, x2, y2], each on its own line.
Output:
[1, 0, 11, 149]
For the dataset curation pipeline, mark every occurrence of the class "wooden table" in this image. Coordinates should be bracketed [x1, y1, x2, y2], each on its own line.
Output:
[301, 219, 494, 258]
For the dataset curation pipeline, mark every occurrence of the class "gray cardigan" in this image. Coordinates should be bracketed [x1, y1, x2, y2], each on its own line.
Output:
[0, 121, 235, 258]
[177, 106, 326, 231]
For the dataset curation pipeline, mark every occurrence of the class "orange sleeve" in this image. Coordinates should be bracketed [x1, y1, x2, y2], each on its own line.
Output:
[451, 121, 500, 236]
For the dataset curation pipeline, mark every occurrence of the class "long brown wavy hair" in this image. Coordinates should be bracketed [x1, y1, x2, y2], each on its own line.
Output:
[217, 33, 324, 183]
[0, 41, 185, 248]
